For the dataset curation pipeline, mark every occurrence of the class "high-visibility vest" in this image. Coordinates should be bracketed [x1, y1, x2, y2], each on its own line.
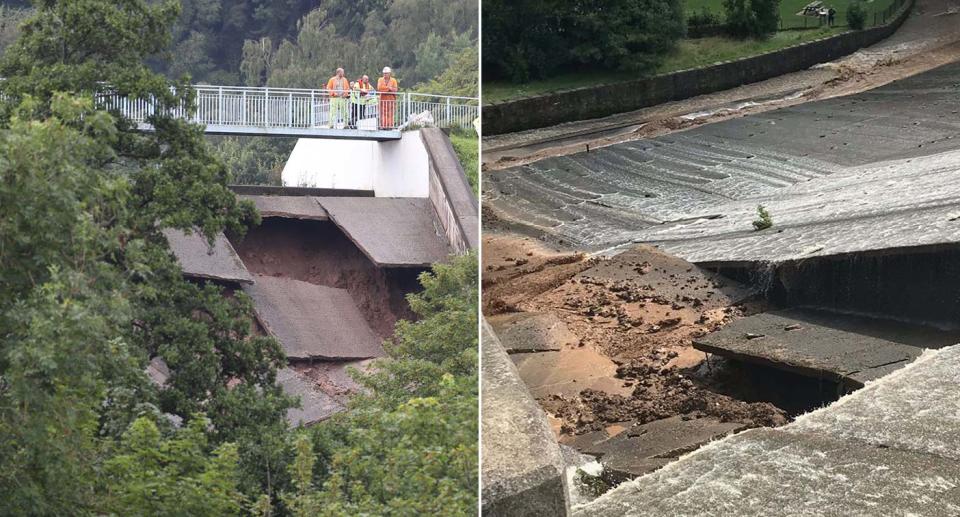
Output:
[327, 76, 349, 97]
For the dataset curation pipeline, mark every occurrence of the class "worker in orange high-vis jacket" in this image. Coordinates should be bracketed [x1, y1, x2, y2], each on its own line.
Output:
[377, 66, 399, 129]
[326, 67, 350, 128]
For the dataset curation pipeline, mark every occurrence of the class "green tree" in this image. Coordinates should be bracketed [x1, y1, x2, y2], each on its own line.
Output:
[0, 0, 292, 506]
[101, 416, 248, 515]
[847, 0, 867, 29]
[483, 0, 684, 81]
[724, 0, 780, 39]
[282, 253, 479, 515]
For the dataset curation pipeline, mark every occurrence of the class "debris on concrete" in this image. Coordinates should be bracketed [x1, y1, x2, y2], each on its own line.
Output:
[278, 367, 346, 426]
[488, 312, 580, 353]
[575, 346, 960, 516]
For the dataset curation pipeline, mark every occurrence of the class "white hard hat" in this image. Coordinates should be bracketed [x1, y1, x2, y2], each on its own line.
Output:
[382, 66, 392, 74]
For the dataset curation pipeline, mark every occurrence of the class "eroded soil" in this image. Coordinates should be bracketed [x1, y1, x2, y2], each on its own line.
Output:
[483, 233, 789, 444]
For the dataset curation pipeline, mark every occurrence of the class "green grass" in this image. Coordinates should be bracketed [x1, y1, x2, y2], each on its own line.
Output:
[448, 130, 478, 194]
[483, 27, 844, 103]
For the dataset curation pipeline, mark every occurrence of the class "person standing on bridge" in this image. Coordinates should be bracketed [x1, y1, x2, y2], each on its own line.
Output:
[377, 66, 399, 129]
[326, 67, 351, 129]
[351, 74, 373, 128]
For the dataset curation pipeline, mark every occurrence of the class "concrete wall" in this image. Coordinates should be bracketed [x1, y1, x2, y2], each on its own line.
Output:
[282, 131, 429, 197]
[483, 0, 914, 135]
[481, 319, 570, 516]
[420, 128, 479, 253]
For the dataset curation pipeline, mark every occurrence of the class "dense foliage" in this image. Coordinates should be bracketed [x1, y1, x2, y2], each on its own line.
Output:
[0, 1, 478, 514]
[285, 254, 479, 515]
[723, 0, 780, 39]
[483, 0, 685, 82]
[847, 0, 867, 29]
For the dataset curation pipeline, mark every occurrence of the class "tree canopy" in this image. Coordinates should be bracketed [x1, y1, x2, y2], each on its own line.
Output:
[0, 1, 479, 514]
[483, 0, 685, 82]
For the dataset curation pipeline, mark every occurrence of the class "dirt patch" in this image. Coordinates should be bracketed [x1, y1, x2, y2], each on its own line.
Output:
[483, 238, 788, 443]
[231, 218, 421, 338]
[482, 232, 592, 315]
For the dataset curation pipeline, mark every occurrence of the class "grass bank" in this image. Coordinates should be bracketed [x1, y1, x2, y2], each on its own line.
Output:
[484, 27, 844, 103]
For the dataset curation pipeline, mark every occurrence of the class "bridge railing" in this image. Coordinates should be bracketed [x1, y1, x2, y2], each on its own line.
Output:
[95, 85, 478, 133]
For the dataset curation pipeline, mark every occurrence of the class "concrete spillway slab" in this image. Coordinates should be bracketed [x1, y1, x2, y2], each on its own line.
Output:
[238, 195, 329, 221]
[575, 427, 960, 516]
[485, 61, 960, 252]
[481, 319, 570, 516]
[575, 345, 960, 515]
[578, 416, 745, 481]
[487, 312, 579, 353]
[579, 245, 754, 309]
[243, 275, 385, 360]
[694, 309, 922, 387]
[317, 197, 450, 267]
[162, 228, 253, 284]
[790, 345, 960, 463]
[278, 367, 345, 426]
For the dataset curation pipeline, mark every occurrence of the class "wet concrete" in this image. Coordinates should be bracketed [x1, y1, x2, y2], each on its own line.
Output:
[485, 60, 960, 252]
[488, 312, 580, 353]
[575, 345, 960, 516]
[694, 308, 924, 389]
[575, 416, 746, 482]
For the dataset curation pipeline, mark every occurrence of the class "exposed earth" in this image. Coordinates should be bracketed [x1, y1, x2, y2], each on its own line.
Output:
[482, 236, 812, 482]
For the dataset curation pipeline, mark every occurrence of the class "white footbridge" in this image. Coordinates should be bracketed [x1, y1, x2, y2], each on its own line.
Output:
[97, 85, 478, 140]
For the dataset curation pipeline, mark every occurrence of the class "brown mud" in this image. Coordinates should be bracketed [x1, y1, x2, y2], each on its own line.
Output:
[483, 233, 791, 441]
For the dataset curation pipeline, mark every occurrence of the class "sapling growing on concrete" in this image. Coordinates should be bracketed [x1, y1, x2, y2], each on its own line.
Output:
[753, 205, 773, 231]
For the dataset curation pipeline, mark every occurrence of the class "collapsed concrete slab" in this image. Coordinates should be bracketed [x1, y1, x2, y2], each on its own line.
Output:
[577, 416, 745, 482]
[317, 197, 451, 267]
[278, 367, 345, 426]
[578, 245, 754, 308]
[238, 195, 329, 221]
[488, 312, 579, 353]
[243, 274, 385, 360]
[481, 319, 570, 516]
[574, 345, 960, 516]
[162, 228, 253, 284]
[694, 308, 923, 388]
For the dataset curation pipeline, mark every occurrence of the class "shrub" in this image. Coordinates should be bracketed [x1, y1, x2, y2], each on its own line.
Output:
[724, 0, 779, 39]
[847, 0, 867, 29]
[753, 205, 773, 231]
[687, 7, 722, 28]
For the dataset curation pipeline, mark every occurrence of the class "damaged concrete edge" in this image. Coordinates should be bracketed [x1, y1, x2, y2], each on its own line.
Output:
[574, 347, 941, 512]
[229, 185, 374, 197]
[420, 128, 479, 253]
[481, 319, 570, 516]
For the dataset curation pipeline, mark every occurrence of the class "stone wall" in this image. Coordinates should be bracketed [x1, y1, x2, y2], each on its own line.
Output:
[483, 0, 914, 135]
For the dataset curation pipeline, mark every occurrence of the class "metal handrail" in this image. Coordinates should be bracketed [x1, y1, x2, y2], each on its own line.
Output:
[93, 84, 479, 134]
